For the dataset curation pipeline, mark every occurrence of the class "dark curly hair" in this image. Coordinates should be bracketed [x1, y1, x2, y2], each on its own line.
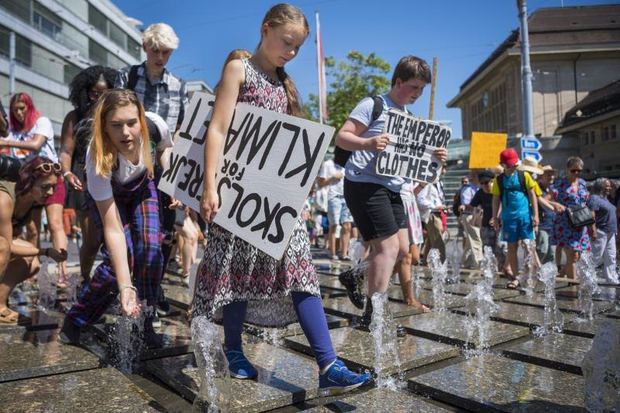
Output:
[16, 156, 60, 197]
[69, 65, 117, 119]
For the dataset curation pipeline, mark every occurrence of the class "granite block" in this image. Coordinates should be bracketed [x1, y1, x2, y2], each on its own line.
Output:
[556, 285, 618, 302]
[563, 316, 620, 338]
[505, 294, 615, 314]
[387, 286, 465, 309]
[606, 309, 620, 319]
[438, 282, 521, 300]
[162, 283, 192, 310]
[146, 338, 322, 412]
[0, 306, 61, 333]
[304, 387, 454, 412]
[501, 333, 592, 375]
[0, 367, 162, 412]
[0, 328, 100, 382]
[453, 301, 578, 329]
[243, 313, 348, 342]
[285, 327, 459, 376]
[321, 296, 423, 319]
[409, 353, 586, 412]
[399, 312, 529, 348]
[318, 274, 345, 290]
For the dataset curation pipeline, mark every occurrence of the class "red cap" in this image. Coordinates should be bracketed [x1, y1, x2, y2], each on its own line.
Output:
[500, 148, 520, 168]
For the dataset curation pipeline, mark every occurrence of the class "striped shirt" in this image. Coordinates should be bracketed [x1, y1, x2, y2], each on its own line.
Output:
[116, 63, 188, 133]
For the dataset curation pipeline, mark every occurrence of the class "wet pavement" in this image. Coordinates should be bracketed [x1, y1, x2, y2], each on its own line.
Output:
[2, 244, 618, 412]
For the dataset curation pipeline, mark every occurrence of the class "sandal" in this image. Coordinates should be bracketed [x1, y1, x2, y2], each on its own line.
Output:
[0, 308, 19, 324]
[506, 279, 520, 289]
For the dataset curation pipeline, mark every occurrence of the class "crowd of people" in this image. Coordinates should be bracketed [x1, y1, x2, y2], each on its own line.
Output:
[0, 1, 617, 400]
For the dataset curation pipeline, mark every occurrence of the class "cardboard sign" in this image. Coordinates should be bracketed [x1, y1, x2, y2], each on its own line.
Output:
[375, 108, 451, 184]
[469, 131, 507, 169]
[158, 92, 334, 259]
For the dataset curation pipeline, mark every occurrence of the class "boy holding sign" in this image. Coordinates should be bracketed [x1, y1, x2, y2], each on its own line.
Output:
[335, 56, 447, 322]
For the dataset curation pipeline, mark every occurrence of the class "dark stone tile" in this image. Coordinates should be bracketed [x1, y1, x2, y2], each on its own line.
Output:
[409, 353, 586, 412]
[493, 280, 569, 293]
[318, 275, 345, 290]
[453, 302, 578, 329]
[505, 294, 615, 314]
[0, 306, 61, 333]
[0, 367, 162, 411]
[285, 327, 459, 376]
[399, 312, 529, 348]
[162, 283, 191, 310]
[606, 309, 620, 319]
[438, 282, 521, 300]
[304, 387, 454, 412]
[387, 286, 465, 309]
[563, 316, 620, 338]
[244, 314, 348, 342]
[0, 328, 100, 382]
[321, 296, 422, 319]
[128, 373, 193, 412]
[501, 333, 592, 374]
[146, 338, 321, 412]
[556, 285, 618, 302]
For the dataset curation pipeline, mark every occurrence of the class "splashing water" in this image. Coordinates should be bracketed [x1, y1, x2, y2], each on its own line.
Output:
[191, 316, 231, 412]
[369, 293, 403, 389]
[463, 246, 499, 356]
[428, 249, 447, 312]
[348, 239, 366, 265]
[582, 319, 620, 412]
[37, 257, 57, 311]
[577, 250, 600, 321]
[65, 272, 80, 308]
[521, 239, 538, 297]
[109, 301, 149, 374]
[533, 262, 564, 336]
[446, 239, 463, 283]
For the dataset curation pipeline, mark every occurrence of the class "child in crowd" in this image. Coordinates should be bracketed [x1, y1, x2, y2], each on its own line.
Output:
[194, 3, 369, 396]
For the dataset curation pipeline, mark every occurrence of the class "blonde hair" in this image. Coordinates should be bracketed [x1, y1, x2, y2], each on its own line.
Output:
[90, 89, 153, 179]
[215, 49, 252, 93]
[143, 23, 179, 50]
[260, 4, 309, 116]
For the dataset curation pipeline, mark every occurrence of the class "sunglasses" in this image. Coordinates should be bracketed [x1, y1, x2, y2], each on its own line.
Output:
[35, 162, 61, 174]
[570, 169, 583, 174]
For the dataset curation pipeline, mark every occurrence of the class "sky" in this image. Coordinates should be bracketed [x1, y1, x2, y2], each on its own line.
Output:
[112, 0, 613, 139]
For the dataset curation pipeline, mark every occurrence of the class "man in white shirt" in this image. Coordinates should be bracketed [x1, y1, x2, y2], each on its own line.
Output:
[417, 165, 447, 262]
[318, 157, 353, 260]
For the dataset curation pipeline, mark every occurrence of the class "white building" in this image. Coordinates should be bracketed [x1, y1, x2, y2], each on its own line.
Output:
[0, 0, 144, 137]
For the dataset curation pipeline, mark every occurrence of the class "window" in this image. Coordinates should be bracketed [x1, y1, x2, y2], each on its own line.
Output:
[88, 4, 108, 35]
[0, 26, 32, 67]
[128, 37, 141, 60]
[89, 39, 107, 65]
[611, 125, 617, 139]
[64, 63, 81, 84]
[590, 131, 596, 144]
[109, 21, 126, 49]
[33, 3, 63, 40]
[602, 127, 609, 141]
[0, 0, 31, 24]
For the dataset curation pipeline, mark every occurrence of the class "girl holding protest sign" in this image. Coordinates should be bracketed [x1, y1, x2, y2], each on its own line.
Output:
[335, 56, 447, 323]
[60, 89, 165, 348]
[195, 3, 369, 396]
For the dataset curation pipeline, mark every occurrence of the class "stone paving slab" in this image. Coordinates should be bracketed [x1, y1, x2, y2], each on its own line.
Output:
[387, 286, 466, 309]
[563, 316, 620, 338]
[162, 283, 192, 310]
[0, 306, 61, 334]
[452, 302, 578, 329]
[303, 387, 455, 412]
[606, 309, 620, 319]
[321, 296, 423, 319]
[409, 354, 586, 412]
[146, 339, 321, 412]
[244, 313, 348, 342]
[501, 333, 592, 375]
[505, 294, 615, 314]
[318, 274, 345, 290]
[0, 328, 100, 382]
[285, 327, 459, 376]
[399, 312, 529, 349]
[555, 285, 618, 302]
[0, 367, 162, 412]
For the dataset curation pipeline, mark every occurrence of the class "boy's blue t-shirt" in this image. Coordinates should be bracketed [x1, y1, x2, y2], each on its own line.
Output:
[344, 95, 405, 192]
[492, 172, 534, 221]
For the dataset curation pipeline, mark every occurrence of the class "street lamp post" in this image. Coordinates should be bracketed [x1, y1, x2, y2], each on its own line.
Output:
[517, 0, 535, 140]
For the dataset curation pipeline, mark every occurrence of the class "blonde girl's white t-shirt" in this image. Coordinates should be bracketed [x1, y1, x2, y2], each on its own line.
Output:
[86, 143, 146, 201]
[8, 116, 58, 162]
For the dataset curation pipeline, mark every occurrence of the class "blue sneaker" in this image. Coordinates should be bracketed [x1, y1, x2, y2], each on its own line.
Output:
[318, 359, 370, 396]
[225, 349, 258, 379]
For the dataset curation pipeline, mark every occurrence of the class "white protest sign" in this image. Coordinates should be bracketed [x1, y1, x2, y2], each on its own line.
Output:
[158, 92, 334, 259]
[375, 108, 451, 184]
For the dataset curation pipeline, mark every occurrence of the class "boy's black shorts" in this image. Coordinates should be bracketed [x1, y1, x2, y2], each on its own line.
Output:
[343, 179, 406, 241]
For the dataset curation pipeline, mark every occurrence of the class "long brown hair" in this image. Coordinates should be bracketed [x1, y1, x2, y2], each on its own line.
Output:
[89, 89, 153, 178]
[260, 4, 309, 116]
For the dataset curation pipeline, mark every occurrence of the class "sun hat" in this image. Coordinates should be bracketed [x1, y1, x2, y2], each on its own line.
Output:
[518, 156, 544, 175]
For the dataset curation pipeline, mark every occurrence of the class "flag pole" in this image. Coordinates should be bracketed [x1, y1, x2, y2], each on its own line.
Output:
[315, 11, 324, 124]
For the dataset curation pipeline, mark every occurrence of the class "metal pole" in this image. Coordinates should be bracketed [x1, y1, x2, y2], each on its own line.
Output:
[429, 57, 438, 120]
[517, 0, 535, 139]
[9, 32, 16, 95]
[315, 11, 323, 124]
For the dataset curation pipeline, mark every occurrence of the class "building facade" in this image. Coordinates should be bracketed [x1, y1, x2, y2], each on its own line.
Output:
[0, 0, 144, 136]
[447, 5, 620, 148]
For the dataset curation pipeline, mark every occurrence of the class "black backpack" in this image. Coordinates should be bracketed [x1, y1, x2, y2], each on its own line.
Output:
[334, 96, 384, 168]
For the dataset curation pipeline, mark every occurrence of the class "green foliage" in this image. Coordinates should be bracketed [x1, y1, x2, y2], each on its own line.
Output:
[306, 51, 391, 131]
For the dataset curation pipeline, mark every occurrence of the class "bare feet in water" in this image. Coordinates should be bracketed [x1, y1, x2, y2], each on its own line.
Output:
[404, 296, 430, 312]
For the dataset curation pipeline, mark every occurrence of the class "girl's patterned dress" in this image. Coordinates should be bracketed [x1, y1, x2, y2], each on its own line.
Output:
[551, 177, 591, 252]
[192, 59, 320, 326]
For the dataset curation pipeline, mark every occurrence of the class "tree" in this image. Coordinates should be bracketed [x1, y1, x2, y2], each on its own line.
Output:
[306, 51, 391, 132]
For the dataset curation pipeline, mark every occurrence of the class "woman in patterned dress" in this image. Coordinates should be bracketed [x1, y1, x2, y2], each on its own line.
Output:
[194, 4, 369, 396]
[549, 157, 592, 279]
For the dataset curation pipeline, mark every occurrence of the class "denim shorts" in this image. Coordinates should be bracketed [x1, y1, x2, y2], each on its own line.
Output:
[327, 195, 353, 227]
[344, 179, 406, 241]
